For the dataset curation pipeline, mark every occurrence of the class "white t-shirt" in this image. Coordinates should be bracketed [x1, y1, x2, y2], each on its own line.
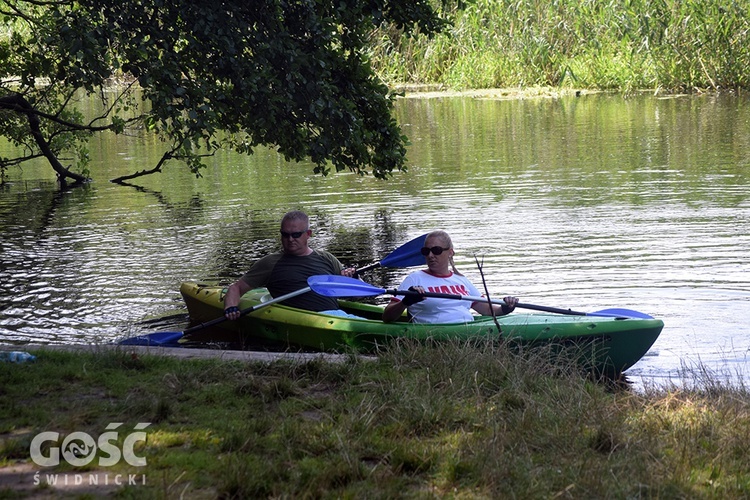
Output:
[395, 270, 483, 324]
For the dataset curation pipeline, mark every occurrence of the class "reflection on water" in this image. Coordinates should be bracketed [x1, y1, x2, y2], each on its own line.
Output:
[1, 93, 748, 386]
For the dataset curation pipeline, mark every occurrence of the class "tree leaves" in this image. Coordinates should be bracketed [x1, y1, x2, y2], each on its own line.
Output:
[1, 0, 449, 183]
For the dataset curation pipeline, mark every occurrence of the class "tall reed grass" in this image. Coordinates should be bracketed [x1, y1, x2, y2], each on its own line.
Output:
[369, 0, 750, 92]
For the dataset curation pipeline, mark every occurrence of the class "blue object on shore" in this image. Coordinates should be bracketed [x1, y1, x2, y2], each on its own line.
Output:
[0, 351, 37, 363]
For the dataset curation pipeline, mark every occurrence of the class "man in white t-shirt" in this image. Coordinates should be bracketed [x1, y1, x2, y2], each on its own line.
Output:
[382, 230, 518, 324]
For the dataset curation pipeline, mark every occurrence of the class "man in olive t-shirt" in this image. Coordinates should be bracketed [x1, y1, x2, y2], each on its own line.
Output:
[223, 211, 355, 318]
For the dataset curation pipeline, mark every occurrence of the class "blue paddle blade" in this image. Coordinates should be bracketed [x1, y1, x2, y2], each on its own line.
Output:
[307, 275, 385, 297]
[119, 331, 184, 347]
[592, 308, 654, 319]
[378, 234, 427, 268]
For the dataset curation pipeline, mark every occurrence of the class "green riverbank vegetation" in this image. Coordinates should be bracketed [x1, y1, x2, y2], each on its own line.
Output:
[369, 0, 750, 93]
[2, 343, 749, 498]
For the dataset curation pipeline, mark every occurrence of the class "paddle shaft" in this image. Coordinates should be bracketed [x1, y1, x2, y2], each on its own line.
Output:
[388, 289, 627, 318]
[353, 261, 381, 274]
[119, 286, 314, 346]
[183, 286, 312, 335]
[307, 275, 644, 319]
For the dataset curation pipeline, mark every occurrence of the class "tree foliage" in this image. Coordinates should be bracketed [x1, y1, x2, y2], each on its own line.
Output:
[0, 0, 448, 186]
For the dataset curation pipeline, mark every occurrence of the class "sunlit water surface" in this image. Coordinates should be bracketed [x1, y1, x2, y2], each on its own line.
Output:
[1, 93, 748, 388]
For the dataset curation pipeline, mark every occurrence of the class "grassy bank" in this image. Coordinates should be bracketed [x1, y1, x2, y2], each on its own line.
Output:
[369, 0, 750, 92]
[2, 343, 750, 498]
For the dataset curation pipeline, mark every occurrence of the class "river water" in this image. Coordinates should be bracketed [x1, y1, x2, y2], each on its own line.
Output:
[1, 91, 748, 387]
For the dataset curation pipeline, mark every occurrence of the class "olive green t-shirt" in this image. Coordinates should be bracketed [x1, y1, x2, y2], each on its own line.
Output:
[240, 250, 343, 311]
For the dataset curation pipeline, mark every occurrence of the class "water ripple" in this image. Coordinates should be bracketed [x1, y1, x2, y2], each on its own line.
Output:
[1, 94, 749, 387]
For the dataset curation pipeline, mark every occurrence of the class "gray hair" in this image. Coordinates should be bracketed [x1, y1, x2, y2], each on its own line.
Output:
[281, 210, 309, 228]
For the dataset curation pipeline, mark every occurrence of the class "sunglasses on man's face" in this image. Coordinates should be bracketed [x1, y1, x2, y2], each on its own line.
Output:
[420, 246, 450, 256]
[280, 230, 307, 239]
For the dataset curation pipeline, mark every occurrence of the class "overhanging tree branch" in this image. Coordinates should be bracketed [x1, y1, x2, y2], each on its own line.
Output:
[1, 0, 453, 186]
[110, 149, 175, 184]
[0, 93, 88, 186]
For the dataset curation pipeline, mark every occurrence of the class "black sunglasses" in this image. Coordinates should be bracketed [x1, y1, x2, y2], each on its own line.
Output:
[280, 230, 307, 239]
[420, 246, 450, 256]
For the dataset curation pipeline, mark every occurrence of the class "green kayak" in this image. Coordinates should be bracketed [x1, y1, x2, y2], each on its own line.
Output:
[180, 281, 663, 376]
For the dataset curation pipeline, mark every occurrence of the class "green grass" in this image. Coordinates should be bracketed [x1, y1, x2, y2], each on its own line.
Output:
[369, 0, 750, 93]
[2, 342, 750, 497]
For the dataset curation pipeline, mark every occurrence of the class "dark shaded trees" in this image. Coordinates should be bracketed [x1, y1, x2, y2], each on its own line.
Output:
[0, 0, 448, 186]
